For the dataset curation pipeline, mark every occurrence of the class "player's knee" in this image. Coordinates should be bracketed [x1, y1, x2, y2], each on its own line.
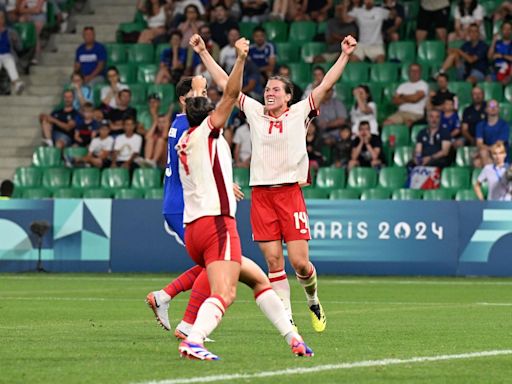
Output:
[265, 255, 283, 271]
[291, 259, 310, 276]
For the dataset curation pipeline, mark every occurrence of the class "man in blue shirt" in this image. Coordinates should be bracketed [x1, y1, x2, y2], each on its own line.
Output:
[74, 26, 107, 86]
[0, 11, 24, 94]
[412, 109, 452, 168]
[248, 26, 276, 79]
[475, 100, 510, 167]
[488, 21, 512, 83]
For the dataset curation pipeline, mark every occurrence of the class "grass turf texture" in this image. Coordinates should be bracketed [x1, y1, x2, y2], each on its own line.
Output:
[0, 275, 511, 384]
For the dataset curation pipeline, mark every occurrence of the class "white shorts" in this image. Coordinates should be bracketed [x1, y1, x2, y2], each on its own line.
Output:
[353, 44, 385, 62]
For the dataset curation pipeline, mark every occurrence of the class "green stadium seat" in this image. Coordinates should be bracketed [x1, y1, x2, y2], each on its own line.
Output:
[383, 82, 399, 103]
[115, 63, 137, 84]
[22, 188, 52, 199]
[302, 188, 329, 199]
[127, 43, 155, 64]
[134, 104, 150, 119]
[144, 188, 164, 199]
[42, 168, 71, 191]
[499, 102, 512, 123]
[378, 167, 408, 190]
[455, 146, 476, 167]
[315, 167, 345, 191]
[64, 147, 88, 162]
[154, 43, 169, 63]
[504, 84, 512, 103]
[335, 82, 355, 105]
[101, 168, 130, 190]
[387, 41, 416, 63]
[83, 188, 112, 198]
[137, 110, 154, 131]
[370, 63, 399, 84]
[393, 146, 414, 167]
[13, 22, 36, 50]
[233, 168, 250, 188]
[114, 188, 144, 199]
[32, 147, 62, 168]
[91, 82, 106, 106]
[106, 43, 127, 65]
[417, 41, 446, 65]
[347, 167, 378, 190]
[301, 42, 327, 62]
[14, 167, 42, 189]
[448, 82, 472, 106]
[340, 62, 370, 84]
[329, 189, 360, 200]
[127, 83, 147, 106]
[131, 168, 162, 189]
[441, 167, 471, 191]
[72, 168, 101, 190]
[455, 189, 478, 201]
[289, 21, 317, 43]
[360, 188, 390, 200]
[116, 22, 146, 43]
[381, 124, 410, 147]
[239, 21, 259, 39]
[137, 64, 159, 84]
[410, 124, 427, 143]
[288, 62, 311, 84]
[364, 83, 382, 104]
[241, 187, 251, 200]
[422, 189, 454, 200]
[479, 82, 503, 102]
[447, 40, 465, 49]
[275, 42, 300, 63]
[146, 84, 176, 105]
[263, 21, 288, 42]
[392, 188, 423, 200]
[404, 1, 419, 19]
[53, 188, 82, 198]
[481, 0, 501, 16]
[317, 21, 327, 35]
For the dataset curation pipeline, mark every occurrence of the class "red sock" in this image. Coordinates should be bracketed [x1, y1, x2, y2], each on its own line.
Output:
[183, 269, 210, 325]
[163, 265, 203, 299]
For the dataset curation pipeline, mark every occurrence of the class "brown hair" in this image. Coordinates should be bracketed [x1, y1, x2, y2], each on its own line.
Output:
[267, 76, 294, 106]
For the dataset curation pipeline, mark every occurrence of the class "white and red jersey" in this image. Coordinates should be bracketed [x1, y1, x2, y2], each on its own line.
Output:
[238, 93, 318, 186]
[177, 116, 236, 224]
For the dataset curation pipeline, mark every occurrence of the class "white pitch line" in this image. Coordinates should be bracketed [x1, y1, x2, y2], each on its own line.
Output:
[138, 350, 512, 384]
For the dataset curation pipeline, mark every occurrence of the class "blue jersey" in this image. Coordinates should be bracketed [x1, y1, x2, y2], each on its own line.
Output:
[162, 113, 189, 215]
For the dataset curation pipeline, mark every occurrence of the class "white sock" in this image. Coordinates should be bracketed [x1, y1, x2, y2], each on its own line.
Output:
[268, 269, 293, 320]
[157, 289, 171, 303]
[296, 263, 319, 307]
[186, 296, 225, 344]
[256, 289, 300, 345]
[176, 320, 192, 335]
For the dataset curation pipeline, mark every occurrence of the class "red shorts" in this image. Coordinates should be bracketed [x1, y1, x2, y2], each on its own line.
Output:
[251, 183, 311, 242]
[185, 216, 242, 267]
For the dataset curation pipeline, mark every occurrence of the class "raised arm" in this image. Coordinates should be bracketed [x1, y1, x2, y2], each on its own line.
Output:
[311, 35, 357, 107]
[190, 34, 229, 91]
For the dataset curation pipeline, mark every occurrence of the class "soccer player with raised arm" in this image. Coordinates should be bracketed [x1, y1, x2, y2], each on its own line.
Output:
[191, 33, 358, 333]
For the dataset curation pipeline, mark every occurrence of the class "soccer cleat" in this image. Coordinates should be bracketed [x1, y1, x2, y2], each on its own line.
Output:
[145, 291, 171, 331]
[309, 303, 326, 333]
[175, 324, 215, 343]
[291, 337, 314, 357]
[179, 340, 219, 360]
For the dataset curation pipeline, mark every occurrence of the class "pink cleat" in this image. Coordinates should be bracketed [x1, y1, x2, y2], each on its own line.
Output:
[291, 337, 314, 357]
[179, 340, 220, 360]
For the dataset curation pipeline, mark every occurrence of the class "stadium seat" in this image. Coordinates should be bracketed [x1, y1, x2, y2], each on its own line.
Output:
[315, 167, 345, 191]
[91, 82, 106, 106]
[370, 63, 399, 84]
[479, 82, 503, 102]
[329, 189, 360, 200]
[116, 22, 146, 43]
[83, 188, 112, 198]
[42, 168, 71, 191]
[275, 42, 300, 63]
[131, 168, 162, 190]
[404, 1, 419, 19]
[381, 124, 410, 148]
[448, 82, 472, 106]
[335, 82, 355, 105]
[301, 42, 327, 62]
[481, 0, 501, 17]
[14, 167, 43, 188]
[378, 167, 408, 190]
[387, 41, 416, 63]
[233, 168, 250, 188]
[393, 146, 413, 167]
[455, 189, 478, 201]
[422, 189, 453, 200]
[410, 124, 427, 143]
[347, 167, 378, 190]
[116, 63, 137, 84]
[504, 84, 512, 103]
[455, 146, 476, 167]
[154, 43, 169, 63]
[472, 167, 488, 197]
[365, 83, 382, 104]
[146, 84, 176, 105]
[239, 21, 258, 38]
[287, 62, 311, 84]
[137, 64, 159, 84]
[127, 83, 147, 106]
[289, 21, 317, 43]
[499, 102, 512, 123]
[340, 62, 370, 83]
[302, 188, 329, 199]
[127, 43, 154, 64]
[317, 21, 327, 35]
[106, 43, 127, 65]
[263, 21, 288, 42]
[144, 188, 164, 199]
[32, 147, 62, 168]
[392, 188, 423, 200]
[114, 188, 144, 199]
[241, 187, 252, 200]
[417, 41, 446, 65]
[72, 168, 101, 190]
[13, 22, 37, 50]
[360, 188, 390, 200]
[64, 147, 88, 162]
[440, 167, 471, 191]
[137, 110, 153, 131]
[101, 168, 130, 190]
[53, 188, 82, 198]
[382, 82, 399, 103]
[22, 188, 52, 199]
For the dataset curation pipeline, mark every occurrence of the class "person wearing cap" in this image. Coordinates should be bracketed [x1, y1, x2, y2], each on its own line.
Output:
[77, 122, 114, 169]
[474, 100, 510, 167]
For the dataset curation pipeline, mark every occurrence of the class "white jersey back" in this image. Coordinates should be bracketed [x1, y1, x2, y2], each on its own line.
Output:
[239, 93, 318, 186]
[177, 116, 236, 223]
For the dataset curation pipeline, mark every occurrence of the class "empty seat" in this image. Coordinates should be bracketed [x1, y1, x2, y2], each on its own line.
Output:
[440, 167, 471, 191]
[83, 188, 112, 198]
[378, 167, 408, 190]
[417, 40, 446, 65]
[239, 21, 259, 38]
[479, 82, 503, 102]
[114, 188, 144, 199]
[340, 62, 370, 83]
[101, 168, 130, 189]
[455, 146, 476, 167]
[370, 63, 399, 84]
[360, 188, 390, 200]
[387, 41, 416, 63]
[275, 42, 300, 63]
[301, 42, 327, 62]
[53, 188, 82, 198]
[14, 167, 42, 188]
[132, 168, 162, 189]
[455, 189, 478, 201]
[347, 167, 378, 190]
[422, 189, 454, 200]
[106, 43, 127, 65]
[288, 21, 317, 43]
[146, 84, 176, 105]
[42, 168, 71, 191]
[233, 168, 250, 188]
[302, 188, 329, 199]
[287, 62, 311, 83]
[263, 21, 288, 42]
[115, 63, 137, 84]
[72, 168, 101, 189]
[32, 147, 62, 168]
[137, 64, 159, 83]
[126, 83, 147, 106]
[22, 188, 52, 199]
[315, 167, 345, 191]
[127, 43, 154, 64]
[392, 188, 423, 200]
[393, 146, 414, 167]
[381, 124, 410, 148]
[329, 189, 360, 200]
[144, 188, 164, 199]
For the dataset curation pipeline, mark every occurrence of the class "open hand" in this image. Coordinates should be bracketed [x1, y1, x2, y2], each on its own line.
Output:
[189, 34, 206, 53]
[341, 35, 357, 56]
[233, 183, 245, 201]
[235, 38, 250, 60]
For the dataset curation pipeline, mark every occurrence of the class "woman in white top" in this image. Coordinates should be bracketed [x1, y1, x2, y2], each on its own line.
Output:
[350, 84, 378, 135]
[101, 67, 129, 109]
[449, 0, 485, 42]
[474, 142, 512, 201]
[137, 0, 167, 43]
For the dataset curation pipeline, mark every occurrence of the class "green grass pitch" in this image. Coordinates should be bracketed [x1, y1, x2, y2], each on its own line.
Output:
[1, 274, 511, 384]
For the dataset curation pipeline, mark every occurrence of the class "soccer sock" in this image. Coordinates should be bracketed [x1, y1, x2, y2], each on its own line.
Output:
[162, 265, 203, 301]
[187, 295, 226, 345]
[268, 269, 293, 320]
[296, 262, 319, 307]
[255, 288, 300, 345]
[183, 269, 210, 325]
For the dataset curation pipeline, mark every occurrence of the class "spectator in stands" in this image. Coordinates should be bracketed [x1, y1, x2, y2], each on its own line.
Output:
[233, 117, 251, 168]
[461, 86, 486, 146]
[74, 102, 99, 147]
[40, 90, 80, 148]
[382, 0, 404, 43]
[219, 27, 240, 72]
[437, 24, 488, 85]
[248, 26, 276, 78]
[242, 57, 263, 100]
[147, 92, 161, 126]
[415, 0, 450, 43]
[137, 0, 168, 44]
[177, 4, 204, 49]
[300, 0, 333, 23]
[138, 114, 168, 168]
[411, 109, 452, 168]
[302, 66, 327, 100]
[187, 24, 220, 79]
[350, 84, 378, 135]
[1, 1, 17, 24]
[69, 72, 92, 110]
[474, 142, 512, 201]
[17, 0, 46, 63]
[449, 0, 485, 42]
[341, 0, 388, 63]
[74, 26, 106, 86]
[107, 89, 137, 137]
[440, 98, 463, 148]
[488, 21, 512, 85]
[314, 87, 348, 140]
[349, 120, 384, 170]
[210, 4, 239, 48]
[320, 4, 358, 62]
[331, 124, 352, 168]
[270, 0, 300, 21]
[240, 0, 270, 23]
[155, 30, 187, 84]
[384, 63, 428, 127]
[306, 123, 325, 170]
[277, 64, 303, 104]
[77, 122, 113, 169]
[111, 116, 142, 170]
[494, 1, 512, 23]
[428, 73, 455, 111]
[0, 11, 24, 94]
[210, 0, 241, 20]
[101, 66, 129, 109]
[475, 100, 510, 167]
[0, 179, 13, 199]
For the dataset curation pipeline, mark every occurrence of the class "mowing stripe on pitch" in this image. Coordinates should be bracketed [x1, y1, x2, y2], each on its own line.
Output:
[138, 350, 512, 384]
